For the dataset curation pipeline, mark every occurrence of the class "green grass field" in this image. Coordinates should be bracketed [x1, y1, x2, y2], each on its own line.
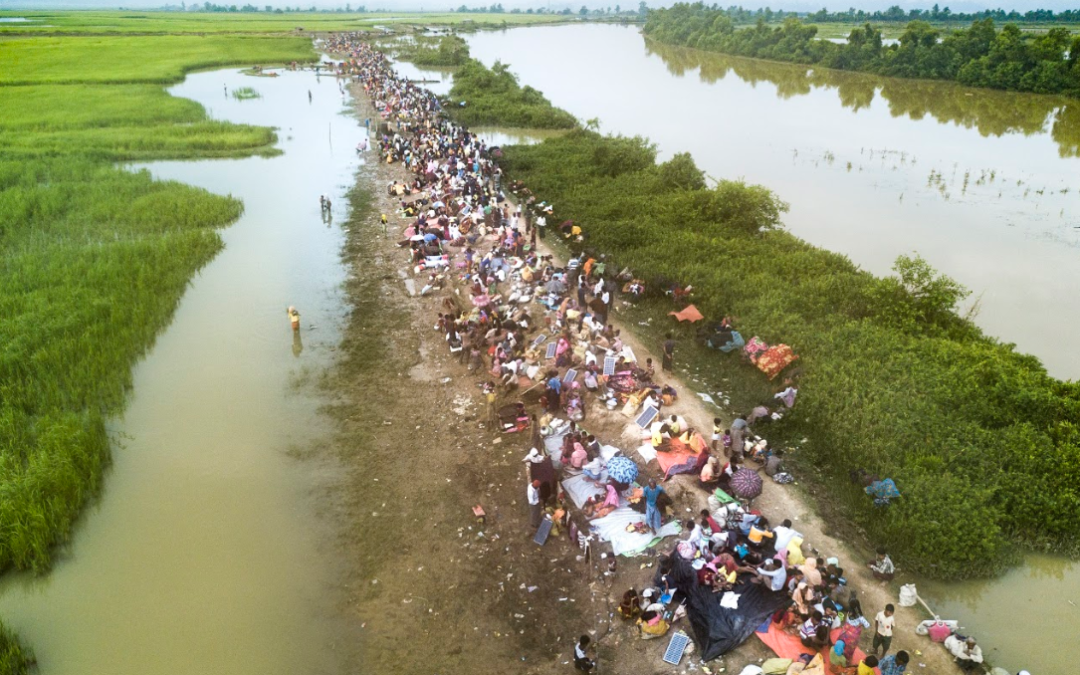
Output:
[0, 23, 321, 671]
[0, 10, 574, 35]
[0, 35, 314, 84]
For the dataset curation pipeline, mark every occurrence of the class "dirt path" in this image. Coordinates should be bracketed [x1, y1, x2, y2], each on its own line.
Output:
[326, 85, 963, 675]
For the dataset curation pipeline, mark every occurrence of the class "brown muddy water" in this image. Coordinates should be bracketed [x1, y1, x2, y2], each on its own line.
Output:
[404, 24, 1080, 674]
[469, 24, 1080, 382]
[0, 68, 367, 674]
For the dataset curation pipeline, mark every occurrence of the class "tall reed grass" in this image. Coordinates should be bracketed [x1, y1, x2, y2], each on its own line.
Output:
[0, 31, 315, 671]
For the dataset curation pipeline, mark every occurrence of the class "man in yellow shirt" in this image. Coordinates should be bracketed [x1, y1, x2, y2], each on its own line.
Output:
[857, 655, 879, 675]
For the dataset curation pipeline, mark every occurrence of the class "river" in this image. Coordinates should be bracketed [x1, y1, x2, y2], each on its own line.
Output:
[465, 23, 1080, 382]
[411, 23, 1078, 674]
[0, 67, 365, 674]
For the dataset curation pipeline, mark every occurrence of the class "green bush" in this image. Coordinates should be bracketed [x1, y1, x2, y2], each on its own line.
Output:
[501, 129, 1080, 578]
[446, 59, 579, 129]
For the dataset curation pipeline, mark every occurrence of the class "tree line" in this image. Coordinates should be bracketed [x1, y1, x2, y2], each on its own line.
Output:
[643, 3, 1080, 97]
[452, 3, 647, 15]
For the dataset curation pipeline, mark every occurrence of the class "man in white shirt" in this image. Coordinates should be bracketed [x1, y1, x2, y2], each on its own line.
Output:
[527, 480, 541, 528]
[573, 635, 595, 672]
[873, 604, 896, 656]
[754, 558, 788, 592]
[772, 518, 802, 554]
[944, 634, 983, 671]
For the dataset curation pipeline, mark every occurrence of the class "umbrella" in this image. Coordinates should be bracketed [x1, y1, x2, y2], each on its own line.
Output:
[730, 468, 763, 499]
[606, 456, 638, 484]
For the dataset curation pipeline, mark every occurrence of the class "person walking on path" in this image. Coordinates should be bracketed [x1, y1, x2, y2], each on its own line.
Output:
[662, 333, 676, 372]
[872, 603, 896, 657]
[643, 479, 665, 534]
[572, 635, 595, 672]
[527, 480, 542, 529]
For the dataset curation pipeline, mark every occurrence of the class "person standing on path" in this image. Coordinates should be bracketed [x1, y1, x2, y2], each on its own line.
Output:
[662, 333, 676, 372]
[527, 479, 542, 529]
[643, 479, 665, 534]
[872, 603, 896, 657]
[572, 635, 595, 672]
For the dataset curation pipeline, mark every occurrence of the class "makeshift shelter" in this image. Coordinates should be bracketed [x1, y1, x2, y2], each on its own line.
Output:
[656, 555, 791, 660]
[656, 432, 709, 479]
[755, 623, 870, 672]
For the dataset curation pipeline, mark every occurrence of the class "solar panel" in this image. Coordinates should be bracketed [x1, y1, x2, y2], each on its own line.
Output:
[545, 343, 557, 359]
[562, 368, 577, 385]
[635, 405, 659, 429]
[533, 518, 553, 546]
[603, 356, 616, 376]
[662, 631, 691, 665]
[532, 334, 547, 347]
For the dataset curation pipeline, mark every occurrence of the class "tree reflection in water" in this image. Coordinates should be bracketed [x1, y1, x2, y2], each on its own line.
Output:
[645, 38, 1080, 158]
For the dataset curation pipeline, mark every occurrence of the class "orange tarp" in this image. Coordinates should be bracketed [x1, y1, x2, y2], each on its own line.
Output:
[655, 432, 707, 477]
[754, 623, 874, 674]
[669, 305, 704, 323]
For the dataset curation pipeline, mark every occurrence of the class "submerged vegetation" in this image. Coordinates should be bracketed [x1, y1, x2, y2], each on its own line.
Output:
[394, 34, 471, 66]
[231, 86, 261, 100]
[644, 4, 1080, 98]
[500, 127, 1080, 579]
[0, 31, 314, 670]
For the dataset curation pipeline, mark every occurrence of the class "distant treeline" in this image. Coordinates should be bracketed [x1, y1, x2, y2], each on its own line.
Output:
[709, 4, 1080, 25]
[644, 3, 1080, 97]
[190, 3, 366, 12]
[452, 3, 647, 15]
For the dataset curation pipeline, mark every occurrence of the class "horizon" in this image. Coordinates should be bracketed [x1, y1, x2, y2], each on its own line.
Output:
[4, 1, 1080, 15]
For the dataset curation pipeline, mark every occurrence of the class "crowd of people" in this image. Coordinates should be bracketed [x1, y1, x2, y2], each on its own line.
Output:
[321, 32, 1007, 675]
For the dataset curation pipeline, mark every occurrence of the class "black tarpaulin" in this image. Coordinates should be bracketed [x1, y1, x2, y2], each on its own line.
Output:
[657, 556, 792, 661]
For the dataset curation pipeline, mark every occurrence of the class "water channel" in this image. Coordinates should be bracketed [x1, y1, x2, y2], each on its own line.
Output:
[0, 67, 365, 674]
[409, 24, 1078, 674]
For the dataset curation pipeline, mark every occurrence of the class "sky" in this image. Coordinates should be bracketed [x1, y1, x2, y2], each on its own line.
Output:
[3, 0, 1077, 14]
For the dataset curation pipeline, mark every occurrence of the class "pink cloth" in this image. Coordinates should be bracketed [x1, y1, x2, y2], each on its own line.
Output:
[603, 484, 619, 509]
